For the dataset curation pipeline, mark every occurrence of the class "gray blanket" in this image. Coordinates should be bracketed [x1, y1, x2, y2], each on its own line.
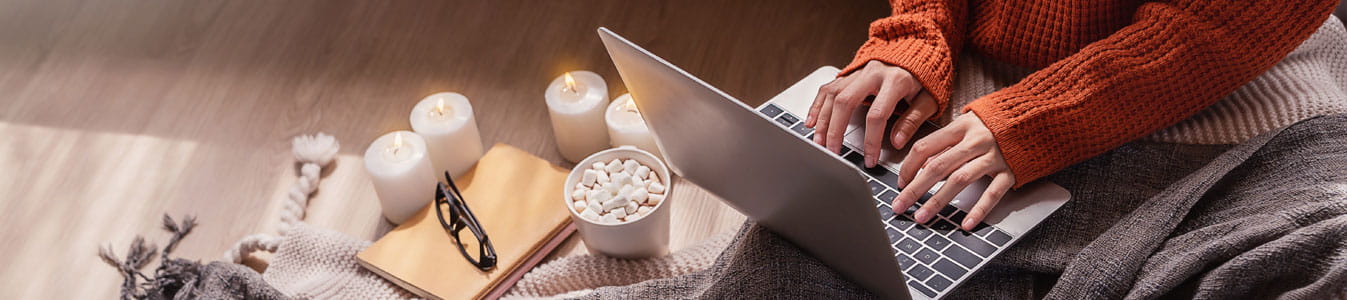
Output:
[587, 114, 1347, 299]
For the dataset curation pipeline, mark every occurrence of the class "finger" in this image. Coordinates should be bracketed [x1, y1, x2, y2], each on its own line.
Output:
[963, 171, 1013, 230]
[807, 79, 841, 128]
[862, 78, 915, 167]
[813, 92, 834, 145]
[889, 91, 937, 150]
[897, 124, 963, 190]
[918, 153, 996, 223]
[889, 130, 961, 210]
[826, 76, 880, 154]
[897, 138, 982, 223]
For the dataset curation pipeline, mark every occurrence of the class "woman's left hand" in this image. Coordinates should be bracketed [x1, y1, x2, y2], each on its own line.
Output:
[891, 113, 1014, 231]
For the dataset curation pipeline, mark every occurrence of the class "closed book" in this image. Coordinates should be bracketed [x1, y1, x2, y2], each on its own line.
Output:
[358, 144, 574, 299]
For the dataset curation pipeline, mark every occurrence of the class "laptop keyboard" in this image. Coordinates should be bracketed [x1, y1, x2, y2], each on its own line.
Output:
[758, 103, 1016, 298]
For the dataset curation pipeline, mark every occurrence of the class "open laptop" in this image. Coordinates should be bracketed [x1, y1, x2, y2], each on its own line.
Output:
[599, 28, 1071, 299]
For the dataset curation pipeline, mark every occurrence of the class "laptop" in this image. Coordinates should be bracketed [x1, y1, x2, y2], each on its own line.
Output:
[599, 28, 1071, 299]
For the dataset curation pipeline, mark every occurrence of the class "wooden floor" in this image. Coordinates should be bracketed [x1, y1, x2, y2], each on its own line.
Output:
[0, 0, 886, 297]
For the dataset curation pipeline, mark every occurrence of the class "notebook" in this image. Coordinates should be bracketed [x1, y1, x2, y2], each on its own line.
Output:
[357, 144, 576, 300]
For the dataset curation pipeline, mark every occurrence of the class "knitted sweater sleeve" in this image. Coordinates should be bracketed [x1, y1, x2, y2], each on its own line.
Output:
[965, 0, 1337, 187]
[840, 0, 968, 117]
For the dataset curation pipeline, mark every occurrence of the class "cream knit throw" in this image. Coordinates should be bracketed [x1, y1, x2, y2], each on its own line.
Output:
[503, 231, 736, 299]
[224, 133, 414, 299]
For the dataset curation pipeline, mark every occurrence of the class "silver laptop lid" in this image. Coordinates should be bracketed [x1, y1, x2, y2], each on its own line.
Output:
[599, 27, 911, 299]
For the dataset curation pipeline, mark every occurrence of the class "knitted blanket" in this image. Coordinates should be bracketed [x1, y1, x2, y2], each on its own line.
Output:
[568, 113, 1347, 299]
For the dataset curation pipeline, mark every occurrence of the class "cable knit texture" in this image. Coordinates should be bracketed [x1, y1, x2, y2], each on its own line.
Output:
[843, 0, 1340, 187]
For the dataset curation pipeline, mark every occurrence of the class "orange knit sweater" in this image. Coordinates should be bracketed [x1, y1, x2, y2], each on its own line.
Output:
[842, 0, 1337, 187]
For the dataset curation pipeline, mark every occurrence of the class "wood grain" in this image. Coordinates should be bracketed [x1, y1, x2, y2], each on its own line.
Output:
[0, 0, 885, 297]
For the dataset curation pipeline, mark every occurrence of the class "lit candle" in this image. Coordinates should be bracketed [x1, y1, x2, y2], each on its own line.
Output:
[545, 71, 610, 162]
[410, 92, 484, 179]
[605, 93, 662, 158]
[363, 131, 438, 224]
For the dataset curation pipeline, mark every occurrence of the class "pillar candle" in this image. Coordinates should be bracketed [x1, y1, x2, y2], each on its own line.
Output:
[545, 71, 610, 162]
[410, 92, 484, 179]
[363, 131, 438, 224]
[605, 93, 662, 158]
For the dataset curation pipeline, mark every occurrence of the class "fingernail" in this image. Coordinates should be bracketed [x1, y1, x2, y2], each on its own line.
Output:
[963, 219, 975, 230]
[914, 210, 929, 222]
[897, 178, 906, 189]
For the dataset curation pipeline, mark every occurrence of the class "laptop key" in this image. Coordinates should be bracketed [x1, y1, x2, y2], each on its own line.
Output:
[907, 264, 934, 281]
[885, 227, 904, 244]
[926, 275, 953, 292]
[913, 248, 939, 264]
[896, 238, 922, 254]
[775, 114, 798, 127]
[889, 215, 915, 230]
[971, 223, 995, 236]
[876, 203, 895, 221]
[904, 203, 920, 215]
[942, 243, 983, 269]
[931, 219, 958, 232]
[867, 180, 886, 196]
[939, 205, 957, 217]
[949, 230, 998, 257]
[908, 281, 937, 298]
[878, 190, 897, 203]
[896, 254, 916, 271]
[924, 234, 952, 251]
[986, 229, 1013, 246]
[931, 258, 968, 280]
[907, 225, 933, 240]
[758, 104, 784, 118]
[948, 211, 967, 225]
[789, 122, 813, 136]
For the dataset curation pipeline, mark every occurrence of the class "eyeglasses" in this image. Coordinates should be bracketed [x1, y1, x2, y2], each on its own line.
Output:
[434, 171, 497, 271]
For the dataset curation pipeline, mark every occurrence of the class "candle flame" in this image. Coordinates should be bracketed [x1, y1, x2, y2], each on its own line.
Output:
[434, 98, 446, 116]
[563, 72, 577, 93]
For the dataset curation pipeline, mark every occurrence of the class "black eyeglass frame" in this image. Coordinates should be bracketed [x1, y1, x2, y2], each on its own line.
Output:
[434, 171, 497, 271]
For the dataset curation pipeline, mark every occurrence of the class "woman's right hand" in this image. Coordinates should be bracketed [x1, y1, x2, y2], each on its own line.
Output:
[806, 60, 937, 168]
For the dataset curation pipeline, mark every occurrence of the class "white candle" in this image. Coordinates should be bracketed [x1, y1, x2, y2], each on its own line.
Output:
[363, 131, 438, 224]
[605, 93, 662, 158]
[545, 71, 610, 162]
[410, 92, 484, 179]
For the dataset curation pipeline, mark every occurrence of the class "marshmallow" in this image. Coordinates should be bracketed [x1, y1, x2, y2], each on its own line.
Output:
[602, 194, 631, 212]
[625, 201, 638, 214]
[596, 171, 610, 185]
[618, 184, 634, 198]
[649, 173, 660, 185]
[622, 159, 639, 174]
[636, 205, 652, 216]
[605, 159, 623, 173]
[581, 169, 598, 186]
[631, 187, 649, 202]
[571, 189, 586, 201]
[649, 182, 666, 194]
[591, 161, 606, 170]
[634, 165, 651, 179]
[604, 181, 621, 194]
[590, 192, 611, 206]
[612, 206, 628, 218]
[587, 199, 603, 214]
[573, 200, 587, 212]
[612, 172, 632, 187]
[581, 209, 600, 221]
[647, 193, 665, 206]
[600, 212, 618, 224]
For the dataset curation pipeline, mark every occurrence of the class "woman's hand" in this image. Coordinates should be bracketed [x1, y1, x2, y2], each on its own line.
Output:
[893, 113, 1014, 231]
[805, 60, 936, 168]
